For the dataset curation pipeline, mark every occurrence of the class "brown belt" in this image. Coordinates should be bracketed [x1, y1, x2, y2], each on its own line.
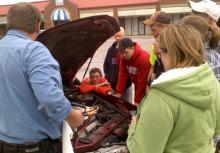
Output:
[0, 139, 61, 153]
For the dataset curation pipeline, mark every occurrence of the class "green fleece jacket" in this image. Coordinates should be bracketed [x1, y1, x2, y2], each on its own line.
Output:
[127, 63, 220, 153]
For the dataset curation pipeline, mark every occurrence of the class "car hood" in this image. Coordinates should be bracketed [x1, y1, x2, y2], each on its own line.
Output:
[36, 15, 120, 83]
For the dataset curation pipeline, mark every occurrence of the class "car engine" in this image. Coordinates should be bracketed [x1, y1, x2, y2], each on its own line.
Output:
[64, 84, 135, 153]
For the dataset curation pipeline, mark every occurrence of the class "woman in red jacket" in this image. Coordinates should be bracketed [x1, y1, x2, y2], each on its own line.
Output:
[80, 67, 111, 95]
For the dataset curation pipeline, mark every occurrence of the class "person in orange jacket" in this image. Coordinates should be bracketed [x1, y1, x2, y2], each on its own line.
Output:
[80, 67, 111, 95]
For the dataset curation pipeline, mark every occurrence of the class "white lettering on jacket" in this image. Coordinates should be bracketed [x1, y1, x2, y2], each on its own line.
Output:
[111, 58, 117, 65]
[126, 66, 138, 75]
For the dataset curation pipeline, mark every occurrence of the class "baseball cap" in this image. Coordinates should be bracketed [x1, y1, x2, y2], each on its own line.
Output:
[143, 11, 172, 26]
[118, 38, 135, 51]
[188, 0, 220, 21]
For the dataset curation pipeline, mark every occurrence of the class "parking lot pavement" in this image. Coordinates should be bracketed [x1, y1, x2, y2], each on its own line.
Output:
[76, 36, 154, 81]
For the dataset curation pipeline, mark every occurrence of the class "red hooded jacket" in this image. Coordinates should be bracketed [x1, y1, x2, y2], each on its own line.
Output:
[80, 77, 111, 95]
[116, 43, 150, 104]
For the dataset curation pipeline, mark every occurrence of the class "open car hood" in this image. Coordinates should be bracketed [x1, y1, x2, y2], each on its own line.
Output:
[37, 15, 136, 153]
[37, 15, 120, 83]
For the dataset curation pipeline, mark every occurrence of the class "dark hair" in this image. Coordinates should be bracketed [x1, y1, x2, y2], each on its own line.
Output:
[209, 27, 220, 49]
[118, 37, 135, 51]
[7, 2, 41, 33]
[89, 67, 102, 77]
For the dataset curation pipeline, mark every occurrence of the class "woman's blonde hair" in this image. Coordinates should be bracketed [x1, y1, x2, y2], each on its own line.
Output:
[157, 25, 205, 69]
[180, 15, 220, 49]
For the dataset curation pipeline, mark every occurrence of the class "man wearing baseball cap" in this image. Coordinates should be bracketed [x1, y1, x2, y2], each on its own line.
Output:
[188, 0, 220, 76]
[143, 11, 172, 87]
[188, 0, 220, 22]
[143, 11, 171, 38]
[188, 0, 220, 48]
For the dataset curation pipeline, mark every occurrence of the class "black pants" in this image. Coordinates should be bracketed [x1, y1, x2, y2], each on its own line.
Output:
[0, 139, 62, 153]
[216, 140, 220, 153]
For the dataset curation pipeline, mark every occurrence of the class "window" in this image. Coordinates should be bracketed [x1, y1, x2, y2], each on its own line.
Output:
[55, 0, 64, 6]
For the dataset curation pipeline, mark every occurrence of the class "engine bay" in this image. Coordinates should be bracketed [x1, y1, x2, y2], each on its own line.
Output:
[64, 84, 135, 153]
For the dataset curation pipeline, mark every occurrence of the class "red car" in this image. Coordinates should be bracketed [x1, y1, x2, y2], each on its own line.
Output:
[37, 15, 136, 153]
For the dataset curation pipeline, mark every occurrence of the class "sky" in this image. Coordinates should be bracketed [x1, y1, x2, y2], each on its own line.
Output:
[0, 0, 46, 5]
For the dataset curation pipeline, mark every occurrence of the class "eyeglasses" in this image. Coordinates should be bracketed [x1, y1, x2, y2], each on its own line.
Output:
[157, 48, 167, 58]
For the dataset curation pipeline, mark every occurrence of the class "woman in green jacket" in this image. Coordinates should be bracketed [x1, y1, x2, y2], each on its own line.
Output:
[126, 25, 220, 153]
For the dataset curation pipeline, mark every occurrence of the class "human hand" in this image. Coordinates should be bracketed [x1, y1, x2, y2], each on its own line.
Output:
[66, 109, 84, 128]
[133, 103, 138, 107]
[114, 93, 122, 98]
[150, 73, 156, 80]
[95, 82, 109, 87]
[129, 115, 137, 128]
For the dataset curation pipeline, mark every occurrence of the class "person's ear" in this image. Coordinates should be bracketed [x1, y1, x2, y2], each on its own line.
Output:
[35, 22, 40, 33]
[207, 17, 214, 24]
[131, 46, 135, 51]
[207, 17, 219, 28]
[160, 24, 166, 29]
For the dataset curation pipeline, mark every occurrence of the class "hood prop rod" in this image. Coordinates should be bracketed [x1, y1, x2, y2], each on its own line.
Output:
[82, 56, 94, 80]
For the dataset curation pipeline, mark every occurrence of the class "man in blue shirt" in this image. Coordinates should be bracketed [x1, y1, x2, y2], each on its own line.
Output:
[0, 2, 83, 153]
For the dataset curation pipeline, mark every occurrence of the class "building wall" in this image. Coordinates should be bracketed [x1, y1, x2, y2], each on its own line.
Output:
[1, 0, 220, 36]
[160, 0, 220, 5]
[44, 0, 78, 29]
[160, 0, 188, 5]
[0, 0, 158, 36]
[122, 16, 147, 36]
[0, 25, 6, 38]
[79, 4, 158, 36]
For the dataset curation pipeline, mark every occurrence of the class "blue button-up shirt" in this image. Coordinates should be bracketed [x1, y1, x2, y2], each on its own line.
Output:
[0, 30, 72, 143]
